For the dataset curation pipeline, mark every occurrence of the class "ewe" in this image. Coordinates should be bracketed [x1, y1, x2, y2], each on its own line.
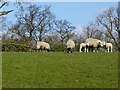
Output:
[85, 38, 103, 52]
[37, 41, 50, 52]
[66, 39, 75, 53]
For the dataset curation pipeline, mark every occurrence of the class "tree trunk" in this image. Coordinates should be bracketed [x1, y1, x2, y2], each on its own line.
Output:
[118, 1, 120, 51]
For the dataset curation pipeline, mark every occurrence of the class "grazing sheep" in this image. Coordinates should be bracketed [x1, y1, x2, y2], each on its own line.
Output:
[85, 38, 103, 52]
[66, 39, 75, 53]
[79, 42, 89, 52]
[103, 42, 113, 53]
[37, 41, 50, 52]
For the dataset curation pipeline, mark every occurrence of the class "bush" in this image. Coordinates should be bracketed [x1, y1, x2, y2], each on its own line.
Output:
[2, 43, 36, 52]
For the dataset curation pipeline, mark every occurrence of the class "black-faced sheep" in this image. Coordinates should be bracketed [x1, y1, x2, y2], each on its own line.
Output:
[85, 38, 103, 52]
[66, 39, 75, 53]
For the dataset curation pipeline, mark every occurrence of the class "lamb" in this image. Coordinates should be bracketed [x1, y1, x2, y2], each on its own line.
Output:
[66, 39, 75, 53]
[36, 41, 50, 52]
[103, 42, 113, 53]
[79, 42, 89, 52]
[85, 38, 103, 52]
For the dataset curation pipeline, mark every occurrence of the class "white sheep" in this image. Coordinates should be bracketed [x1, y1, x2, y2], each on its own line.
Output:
[36, 41, 50, 52]
[66, 39, 75, 53]
[79, 42, 89, 52]
[103, 42, 113, 53]
[85, 38, 103, 52]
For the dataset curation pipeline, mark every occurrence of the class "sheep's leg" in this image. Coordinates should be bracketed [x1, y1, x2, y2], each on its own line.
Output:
[91, 47, 94, 52]
[85, 47, 86, 52]
[71, 48, 73, 53]
[38, 48, 41, 52]
[85, 47, 88, 52]
[95, 48, 98, 52]
[37, 49, 39, 52]
[107, 48, 109, 53]
[111, 47, 112, 52]
[85, 45, 88, 52]
[93, 48, 95, 52]
[85, 48, 87, 52]
[87, 48, 89, 52]
[43, 47, 46, 52]
[67, 48, 70, 53]
[88, 47, 92, 52]
[97, 47, 100, 52]
[47, 49, 49, 52]
[111, 49, 112, 52]
[86, 47, 88, 52]
[67, 48, 69, 53]
[79, 47, 82, 52]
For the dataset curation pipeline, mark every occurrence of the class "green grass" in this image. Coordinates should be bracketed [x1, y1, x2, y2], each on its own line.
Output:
[0, 52, 2, 90]
[2, 52, 118, 88]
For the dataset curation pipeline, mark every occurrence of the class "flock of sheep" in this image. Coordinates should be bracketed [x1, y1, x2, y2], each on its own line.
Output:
[36, 38, 113, 53]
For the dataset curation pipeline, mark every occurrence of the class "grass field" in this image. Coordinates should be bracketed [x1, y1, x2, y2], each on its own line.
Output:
[2, 52, 118, 88]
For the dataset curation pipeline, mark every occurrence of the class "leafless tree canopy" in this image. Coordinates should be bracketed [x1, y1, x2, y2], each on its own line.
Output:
[96, 7, 119, 47]
[2, 2, 120, 51]
[82, 22, 102, 40]
[54, 20, 75, 43]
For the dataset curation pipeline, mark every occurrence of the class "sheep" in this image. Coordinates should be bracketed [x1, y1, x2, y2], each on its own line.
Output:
[85, 38, 103, 52]
[36, 41, 50, 52]
[102, 42, 113, 53]
[66, 39, 75, 53]
[79, 42, 89, 52]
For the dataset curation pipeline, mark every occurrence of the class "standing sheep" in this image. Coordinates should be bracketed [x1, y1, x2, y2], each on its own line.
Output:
[103, 42, 113, 53]
[85, 38, 103, 52]
[79, 42, 89, 52]
[36, 41, 50, 52]
[66, 39, 75, 53]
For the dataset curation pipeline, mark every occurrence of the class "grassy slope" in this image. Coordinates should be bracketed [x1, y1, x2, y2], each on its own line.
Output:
[2, 52, 118, 88]
[0, 52, 2, 90]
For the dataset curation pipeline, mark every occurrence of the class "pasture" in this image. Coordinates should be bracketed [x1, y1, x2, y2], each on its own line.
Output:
[2, 52, 118, 88]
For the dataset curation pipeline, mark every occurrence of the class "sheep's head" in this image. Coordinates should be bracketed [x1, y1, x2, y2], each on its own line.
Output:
[99, 41, 107, 48]
[98, 41, 104, 47]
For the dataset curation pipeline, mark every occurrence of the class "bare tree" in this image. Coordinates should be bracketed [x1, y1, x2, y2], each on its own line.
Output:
[54, 20, 75, 43]
[13, 4, 55, 45]
[96, 7, 119, 48]
[82, 22, 102, 40]
[118, 1, 120, 51]
[37, 6, 55, 41]
[53, 20, 75, 51]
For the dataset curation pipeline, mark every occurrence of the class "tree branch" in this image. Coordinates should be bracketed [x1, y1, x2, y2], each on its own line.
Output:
[0, 2, 7, 9]
[0, 10, 13, 16]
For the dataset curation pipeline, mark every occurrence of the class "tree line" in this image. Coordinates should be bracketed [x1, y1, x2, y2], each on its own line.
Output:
[1, 2, 120, 52]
